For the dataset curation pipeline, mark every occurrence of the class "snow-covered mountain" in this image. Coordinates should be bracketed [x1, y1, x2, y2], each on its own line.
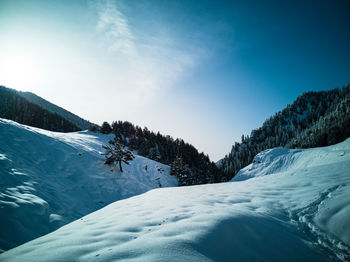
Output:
[1, 131, 349, 261]
[0, 119, 177, 252]
[219, 85, 350, 181]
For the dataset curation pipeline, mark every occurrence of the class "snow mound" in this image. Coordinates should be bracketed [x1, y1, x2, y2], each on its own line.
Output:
[0, 119, 177, 252]
[233, 139, 350, 181]
[1, 137, 349, 261]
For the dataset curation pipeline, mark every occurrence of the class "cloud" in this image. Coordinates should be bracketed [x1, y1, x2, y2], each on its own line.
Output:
[95, 0, 136, 56]
[90, 0, 199, 107]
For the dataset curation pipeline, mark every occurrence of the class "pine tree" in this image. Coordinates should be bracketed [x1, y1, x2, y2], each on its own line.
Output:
[170, 156, 190, 186]
[149, 146, 161, 161]
[218, 84, 350, 181]
[102, 138, 135, 172]
[100, 121, 112, 134]
[106, 119, 224, 184]
[88, 124, 100, 132]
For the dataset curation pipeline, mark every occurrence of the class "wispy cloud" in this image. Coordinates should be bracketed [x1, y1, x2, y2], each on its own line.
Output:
[95, 0, 136, 55]
[90, 0, 199, 107]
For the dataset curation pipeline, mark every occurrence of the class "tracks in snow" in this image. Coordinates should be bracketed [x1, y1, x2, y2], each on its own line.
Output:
[289, 185, 350, 262]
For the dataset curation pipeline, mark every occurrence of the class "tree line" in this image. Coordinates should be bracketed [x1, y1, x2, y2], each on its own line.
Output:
[218, 84, 350, 181]
[0, 86, 81, 132]
[91, 120, 222, 185]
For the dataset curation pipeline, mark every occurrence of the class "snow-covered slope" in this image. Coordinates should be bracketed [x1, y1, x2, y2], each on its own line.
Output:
[2, 137, 349, 261]
[0, 119, 177, 252]
[232, 142, 349, 182]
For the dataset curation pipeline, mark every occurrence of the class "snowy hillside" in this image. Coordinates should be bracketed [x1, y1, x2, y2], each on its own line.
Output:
[233, 143, 349, 182]
[2, 137, 349, 261]
[0, 119, 177, 252]
[219, 85, 350, 181]
[17, 91, 93, 130]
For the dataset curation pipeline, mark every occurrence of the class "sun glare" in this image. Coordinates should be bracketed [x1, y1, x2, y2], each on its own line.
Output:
[0, 50, 40, 90]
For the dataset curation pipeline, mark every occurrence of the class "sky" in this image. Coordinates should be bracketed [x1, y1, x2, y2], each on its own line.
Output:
[0, 0, 350, 161]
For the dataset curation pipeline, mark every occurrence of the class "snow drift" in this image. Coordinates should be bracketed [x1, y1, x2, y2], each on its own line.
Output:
[0, 119, 177, 252]
[1, 133, 349, 261]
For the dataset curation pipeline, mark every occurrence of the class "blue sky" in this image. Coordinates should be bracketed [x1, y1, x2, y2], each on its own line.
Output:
[0, 0, 349, 161]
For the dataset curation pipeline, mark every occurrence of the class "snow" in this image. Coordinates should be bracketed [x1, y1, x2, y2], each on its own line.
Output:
[0, 118, 177, 252]
[1, 126, 349, 261]
[233, 141, 349, 182]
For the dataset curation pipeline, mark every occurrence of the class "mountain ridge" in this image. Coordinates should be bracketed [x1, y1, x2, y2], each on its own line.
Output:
[17, 90, 93, 130]
[0, 86, 94, 131]
[218, 84, 350, 181]
[2, 84, 349, 185]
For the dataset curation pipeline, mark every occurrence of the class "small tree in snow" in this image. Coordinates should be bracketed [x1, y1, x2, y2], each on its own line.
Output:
[102, 138, 134, 172]
[100, 121, 112, 134]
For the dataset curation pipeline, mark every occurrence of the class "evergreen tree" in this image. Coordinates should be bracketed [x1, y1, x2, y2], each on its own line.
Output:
[170, 156, 190, 186]
[88, 124, 100, 132]
[100, 121, 112, 134]
[102, 138, 135, 172]
[103, 119, 223, 185]
[0, 86, 80, 132]
[218, 84, 350, 181]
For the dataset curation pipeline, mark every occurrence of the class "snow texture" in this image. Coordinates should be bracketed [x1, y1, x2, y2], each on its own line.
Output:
[1, 124, 349, 261]
[0, 119, 177, 252]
